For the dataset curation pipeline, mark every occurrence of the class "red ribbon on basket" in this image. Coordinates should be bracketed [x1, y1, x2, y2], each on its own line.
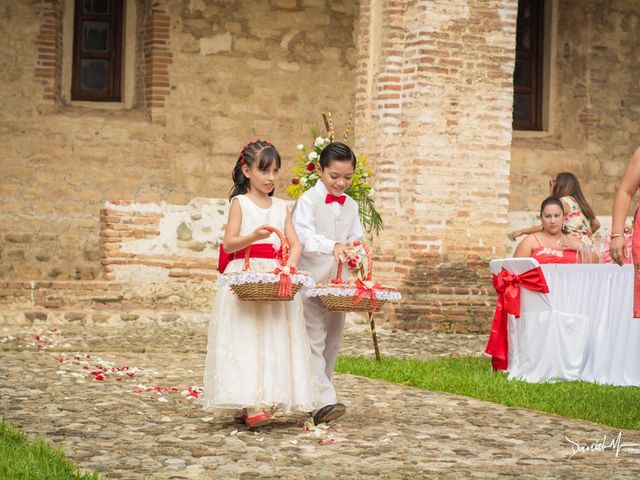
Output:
[273, 265, 297, 297]
[353, 278, 381, 309]
[485, 267, 549, 371]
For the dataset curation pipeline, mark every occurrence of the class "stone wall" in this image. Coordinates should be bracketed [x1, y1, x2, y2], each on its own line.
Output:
[0, 0, 357, 280]
[354, 0, 517, 330]
[510, 0, 640, 215]
[100, 199, 224, 282]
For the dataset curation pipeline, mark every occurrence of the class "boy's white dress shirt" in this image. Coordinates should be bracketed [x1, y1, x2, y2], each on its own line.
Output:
[292, 181, 363, 409]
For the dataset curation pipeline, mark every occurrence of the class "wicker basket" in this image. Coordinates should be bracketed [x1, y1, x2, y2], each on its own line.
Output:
[306, 241, 401, 312]
[218, 226, 313, 301]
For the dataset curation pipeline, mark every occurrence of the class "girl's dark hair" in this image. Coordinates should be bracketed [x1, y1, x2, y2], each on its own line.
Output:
[551, 172, 595, 221]
[319, 141, 357, 169]
[540, 196, 564, 217]
[229, 140, 281, 199]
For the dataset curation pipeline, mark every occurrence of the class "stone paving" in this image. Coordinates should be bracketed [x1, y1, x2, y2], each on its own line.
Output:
[1, 314, 640, 479]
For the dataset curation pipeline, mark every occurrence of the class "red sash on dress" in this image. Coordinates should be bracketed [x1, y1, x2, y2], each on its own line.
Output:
[485, 266, 550, 371]
[632, 208, 640, 317]
[217, 244, 278, 273]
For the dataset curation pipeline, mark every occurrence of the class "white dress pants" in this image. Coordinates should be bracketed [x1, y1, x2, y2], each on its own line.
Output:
[302, 296, 346, 409]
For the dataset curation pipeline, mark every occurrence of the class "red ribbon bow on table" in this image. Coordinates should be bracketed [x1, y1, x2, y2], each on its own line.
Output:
[325, 194, 346, 205]
[485, 267, 549, 371]
[353, 278, 382, 309]
[273, 265, 297, 297]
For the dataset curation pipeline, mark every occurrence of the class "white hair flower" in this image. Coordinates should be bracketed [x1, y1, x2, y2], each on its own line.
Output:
[314, 137, 326, 147]
[308, 151, 319, 161]
[297, 144, 305, 150]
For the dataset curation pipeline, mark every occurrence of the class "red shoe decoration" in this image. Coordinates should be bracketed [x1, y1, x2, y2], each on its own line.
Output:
[245, 412, 271, 429]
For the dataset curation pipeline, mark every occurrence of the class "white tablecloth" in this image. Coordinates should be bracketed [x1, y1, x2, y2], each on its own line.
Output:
[508, 263, 640, 386]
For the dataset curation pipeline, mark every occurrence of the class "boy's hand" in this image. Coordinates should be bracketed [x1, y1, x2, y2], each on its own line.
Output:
[333, 243, 349, 263]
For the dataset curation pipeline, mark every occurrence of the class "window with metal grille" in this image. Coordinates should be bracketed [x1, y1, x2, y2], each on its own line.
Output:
[513, 0, 545, 130]
[71, 0, 123, 102]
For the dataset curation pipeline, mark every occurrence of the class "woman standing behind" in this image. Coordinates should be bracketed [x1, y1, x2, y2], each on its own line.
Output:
[552, 172, 600, 243]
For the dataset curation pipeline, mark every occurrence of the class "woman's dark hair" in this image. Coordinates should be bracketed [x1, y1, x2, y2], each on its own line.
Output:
[551, 172, 595, 221]
[540, 196, 564, 217]
[319, 141, 357, 169]
[229, 140, 281, 199]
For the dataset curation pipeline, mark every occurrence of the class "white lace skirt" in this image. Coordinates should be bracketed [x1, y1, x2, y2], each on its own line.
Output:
[203, 257, 317, 413]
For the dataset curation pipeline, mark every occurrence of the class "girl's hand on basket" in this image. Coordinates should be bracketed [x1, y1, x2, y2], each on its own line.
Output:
[252, 225, 271, 241]
[333, 243, 349, 264]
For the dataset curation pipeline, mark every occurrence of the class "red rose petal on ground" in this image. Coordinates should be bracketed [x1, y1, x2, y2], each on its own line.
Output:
[318, 438, 335, 445]
[95, 375, 105, 381]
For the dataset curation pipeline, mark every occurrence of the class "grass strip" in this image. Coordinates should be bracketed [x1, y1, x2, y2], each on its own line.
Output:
[0, 419, 100, 480]
[336, 355, 640, 430]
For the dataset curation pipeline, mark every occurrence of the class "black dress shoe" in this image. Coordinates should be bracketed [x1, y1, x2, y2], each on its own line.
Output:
[313, 403, 346, 425]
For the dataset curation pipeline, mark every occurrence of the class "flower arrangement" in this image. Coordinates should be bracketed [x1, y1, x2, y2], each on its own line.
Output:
[286, 114, 383, 235]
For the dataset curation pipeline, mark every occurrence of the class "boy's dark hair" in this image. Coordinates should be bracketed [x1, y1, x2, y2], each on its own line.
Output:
[319, 141, 357, 170]
[229, 140, 281, 199]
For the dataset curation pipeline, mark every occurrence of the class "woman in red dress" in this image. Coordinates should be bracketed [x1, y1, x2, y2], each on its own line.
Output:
[514, 197, 583, 264]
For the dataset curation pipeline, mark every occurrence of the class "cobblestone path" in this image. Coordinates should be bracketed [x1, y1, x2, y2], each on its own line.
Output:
[1, 316, 639, 479]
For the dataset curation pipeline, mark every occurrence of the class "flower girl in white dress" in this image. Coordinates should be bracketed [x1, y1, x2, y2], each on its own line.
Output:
[203, 140, 316, 428]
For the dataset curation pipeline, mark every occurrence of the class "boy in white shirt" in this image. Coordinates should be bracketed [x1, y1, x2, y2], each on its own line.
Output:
[292, 142, 363, 425]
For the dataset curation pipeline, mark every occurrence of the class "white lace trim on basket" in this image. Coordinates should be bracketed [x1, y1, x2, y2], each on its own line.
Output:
[217, 271, 316, 289]
[306, 286, 402, 301]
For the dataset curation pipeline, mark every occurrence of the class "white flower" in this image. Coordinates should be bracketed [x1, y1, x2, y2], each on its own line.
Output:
[300, 177, 308, 185]
[314, 137, 325, 147]
[297, 144, 305, 150]
[308, 151, 319, 161]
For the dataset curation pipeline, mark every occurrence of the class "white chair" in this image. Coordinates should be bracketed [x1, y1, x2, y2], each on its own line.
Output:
[489, 258, 589, 383]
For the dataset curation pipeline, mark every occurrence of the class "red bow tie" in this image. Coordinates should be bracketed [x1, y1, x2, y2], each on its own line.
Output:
[325, 194, 346, 205]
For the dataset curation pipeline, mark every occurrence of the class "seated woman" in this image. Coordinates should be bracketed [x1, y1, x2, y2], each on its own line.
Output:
[509, 172, 600, 243]
[513, 197, 588, 264]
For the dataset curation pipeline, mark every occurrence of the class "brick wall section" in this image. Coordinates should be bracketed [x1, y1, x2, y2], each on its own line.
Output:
[1, 0, 357, 280]
[355, 0, 516, 331]
[0, 281, 124, 310]
[99, 200, 221, 282]
[144, 1, 172, 117]
[34, 0, 63, 102]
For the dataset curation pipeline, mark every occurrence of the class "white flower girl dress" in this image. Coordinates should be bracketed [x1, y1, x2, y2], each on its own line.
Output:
[203, 195, 316, 413]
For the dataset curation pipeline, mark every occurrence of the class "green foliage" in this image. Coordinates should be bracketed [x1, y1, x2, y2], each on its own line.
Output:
[0, 419, 100, 480]
[336, 355, 640, 430]
[286, 128, 383, 235]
